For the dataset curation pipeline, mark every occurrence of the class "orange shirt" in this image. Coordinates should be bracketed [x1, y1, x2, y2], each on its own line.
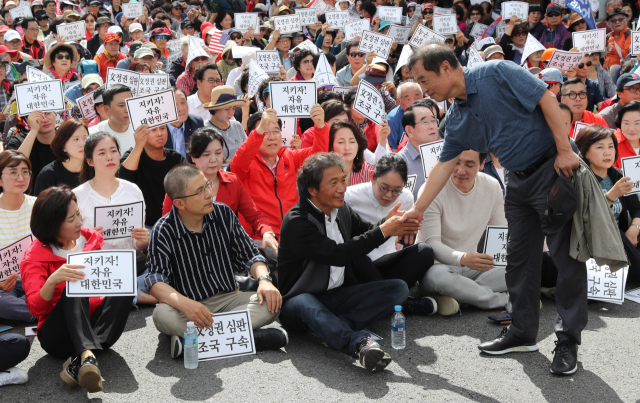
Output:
[569, 111, 608, 139]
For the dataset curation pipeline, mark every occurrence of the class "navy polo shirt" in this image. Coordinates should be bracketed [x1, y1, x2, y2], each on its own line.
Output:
[439, 60, 556, 172]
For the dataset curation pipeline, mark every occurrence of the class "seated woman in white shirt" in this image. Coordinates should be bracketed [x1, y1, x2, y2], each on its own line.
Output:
[72, 132, 156, 306]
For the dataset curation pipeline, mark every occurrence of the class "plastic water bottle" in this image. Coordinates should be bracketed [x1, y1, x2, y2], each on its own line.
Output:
[391, 305, 406, 349]
[184, 321, 198, 369]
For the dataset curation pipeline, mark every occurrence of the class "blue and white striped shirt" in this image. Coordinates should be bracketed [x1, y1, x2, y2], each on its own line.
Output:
[144, 203, 267, 301]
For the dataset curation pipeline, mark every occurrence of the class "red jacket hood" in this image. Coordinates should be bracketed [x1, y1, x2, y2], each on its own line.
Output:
[24, 227, 105, 263]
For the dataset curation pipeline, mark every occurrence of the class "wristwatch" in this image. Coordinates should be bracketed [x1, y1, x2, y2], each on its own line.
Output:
[634, 224, 640, 232]
[258, 274, 272, 283]
[263, 231, 276, 238]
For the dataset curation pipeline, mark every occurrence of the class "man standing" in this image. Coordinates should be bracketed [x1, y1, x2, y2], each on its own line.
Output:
[403, 45, 590, 376]
[20, 17, 46, 62]
[605, 7, 631, 70]
[93, 32, 126, 81]
[600, 73, 640, 129]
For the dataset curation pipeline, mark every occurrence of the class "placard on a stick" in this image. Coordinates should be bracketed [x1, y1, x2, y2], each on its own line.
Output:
[418, 139, 443, 180]
[256, 50, 281, 74]
[433, 15, 458, 35]
[409, 25, 445, 49]
[94, 201, 144, 240]
[546, 50, 584, 71]
[269, 81, 317, 118]
[0, 235, 33, 282]
[621, 156, 640, 195]
[482, 226, 508, 267]
[196, 310, 256, 361]
[295, 8, 318, 26]
[572, 28, 606, 53]
[125, 88, 179, 129]
[353, 80, 386, 125]
[66, 250, 137, 297]
[15, 80, 65, 116]
[378, 6, 403, 24]
[344, 19, 370, 41]
[358, 31, 394, 60]
[273, 14, 303, 34]
[56, 21, 86, 42]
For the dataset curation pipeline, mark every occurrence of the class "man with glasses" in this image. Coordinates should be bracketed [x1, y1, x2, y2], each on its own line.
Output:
[336, 41, 368, 87]
[266, 31, 293, 71]
[540, 4, 570, 49]
[598, 0, 622, 33]
[561, 78, 608, 131]
[20, 17, 45, 62]
[566, 53, 605, 111]
[600, 73, 640, 129]
[146, 164, 287, 359]
[171, 1, 184, 22]
[187, 63, 224, 122]
[605, 7, 631, 70]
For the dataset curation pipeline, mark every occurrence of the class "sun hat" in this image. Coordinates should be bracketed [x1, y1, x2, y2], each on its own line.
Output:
[204, 85, 247, 109]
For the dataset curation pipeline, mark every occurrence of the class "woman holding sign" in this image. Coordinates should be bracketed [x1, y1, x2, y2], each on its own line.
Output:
[20, 186, 134, 393]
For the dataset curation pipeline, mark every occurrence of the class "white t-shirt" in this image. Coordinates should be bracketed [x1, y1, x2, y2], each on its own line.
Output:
[73, 179, 145, 251]
[89, 120, 136, 155]
[0, 195, 36, 249]
[52, 235, 87, 259]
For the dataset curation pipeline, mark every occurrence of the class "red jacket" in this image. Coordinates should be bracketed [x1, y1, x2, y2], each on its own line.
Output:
[161, 170, 274, 240]
[301, 121, 379, 152]
[599, 96, 616, 113]
[230, 124, 329, 238]
[614, 128, 639, 169]
[20, 228, 105, 338]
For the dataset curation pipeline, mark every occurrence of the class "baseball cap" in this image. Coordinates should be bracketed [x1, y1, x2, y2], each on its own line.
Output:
[539, 68, 563, 84]
[0, 26, 9, 34]
[484, 45, 504, 59]
[181, 19, 194, 29]
[34, 9, 48, 19]
[129, 23, 143, 33]
[546, 3, 562, 15]
[103, 32, 120, 43]
[134, 47, 154, 59]
[542, 48, 556, 63]
[128, 40, 143, 56]
[81, 74, 104, 89]
[79, 60, 99, 75]
[359, 64, 387, 84]
[4, 30, 21, 43]
[96, 16, 113, 26]
[0, 45, 10, 54]
[18, 59, 41, 75]
[108, 26, 123, 34]
[617, 73, 640, 92]
[88, 0, 101, 5]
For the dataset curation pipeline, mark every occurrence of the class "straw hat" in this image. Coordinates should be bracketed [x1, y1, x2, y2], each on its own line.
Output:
[204, 86, 247, 110]
[44, 43, 80, 69]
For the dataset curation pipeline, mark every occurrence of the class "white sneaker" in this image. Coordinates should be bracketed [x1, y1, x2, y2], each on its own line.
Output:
[0, 367, 28, 386]
[434, 295, 459, 316]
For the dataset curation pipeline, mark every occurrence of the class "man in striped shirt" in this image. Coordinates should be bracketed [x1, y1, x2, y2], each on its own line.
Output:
[145, 165, 287, 358]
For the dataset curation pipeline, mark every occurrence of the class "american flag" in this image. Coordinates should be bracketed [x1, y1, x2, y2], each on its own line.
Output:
[208, 28, 229, 55]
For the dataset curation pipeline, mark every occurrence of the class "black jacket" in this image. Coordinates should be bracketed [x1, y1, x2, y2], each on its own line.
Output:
[277, 197, 387, 300]
[164, 114, 204, 152]
[87, 35, 103, 58]
[169, 56, 185, 87]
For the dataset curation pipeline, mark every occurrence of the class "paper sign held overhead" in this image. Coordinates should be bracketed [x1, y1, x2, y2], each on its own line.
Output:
[66, 250, 137, 297]
[185, 36, 212, 67]
[290, 39, 320, 55]
[408, 25, 446, 49]
[136, 73, 170, 97]
[56, 21, 86, 42]
[106, 67, 140, 97]
[572, 28, 607, 53]
[418, 139, 443, 180]
[474, 36, 495, 50]
[469, 22, 489, 38]
[280, 117, 297, 148]
[632, 32, 640, 56]
[501, 1, 529, 20]
[0, 235, 33, 282]
[482, 226, 508, 267]
[572, 121, 589, 140]
[269, 81, 317, 118]
[122, 3, 143, 19]
[433, 15, 458, 35]
[433, 6, 453, 15]
[256, 50, 281, 74]
[495, 23, 508, 39]
[333, 86, 352, 95]
[295, 8, 318, 26]
[231, 46, 257, 59]
[467, 46, 484, 68]
[196, 310, 256, 361]
[387, 25, 411, 44]
[325, 11, 350, 29]
[125, 88, 179, 130]
[247, 60, 269, 98]
[94, 201, 144, 240]
[587, 260, 628, 304]
[378, 6, 403, 24]
[353, 80, 386, 125]
[621, 156, 640, 195]
[15, 80, 65, 116]
[395, 44, 414, 74]
[9, 4, 32, 19]
[358, 31, 394, 60]
[344, 19, 370, 42]
[520, 33, 546, 66]
[234, 12, 260, 33]
[314, 53, 337, 87]
[546, 50, 584, 71]
[273, 14, 303, 34]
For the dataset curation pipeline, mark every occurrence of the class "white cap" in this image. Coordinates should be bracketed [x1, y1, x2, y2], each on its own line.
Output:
[4, 30, 21, 43]
[108, 26, 123, 34]
[129, 23, 143, 33]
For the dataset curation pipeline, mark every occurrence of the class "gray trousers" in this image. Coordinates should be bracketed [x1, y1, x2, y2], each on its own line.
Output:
[505, 156, 587, 344]
[0, 280, 36, 323]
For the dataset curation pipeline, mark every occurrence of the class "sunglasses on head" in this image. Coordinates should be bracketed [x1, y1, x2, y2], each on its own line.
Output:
[55, 53, 71, 60]
[155, 35, 169, 40]
[349, 52, 365, 57]
[230, 34, 242, 39]
[577, 61, 592, 68]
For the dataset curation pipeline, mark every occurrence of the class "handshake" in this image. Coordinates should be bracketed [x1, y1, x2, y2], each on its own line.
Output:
[379, 203, 423, 238]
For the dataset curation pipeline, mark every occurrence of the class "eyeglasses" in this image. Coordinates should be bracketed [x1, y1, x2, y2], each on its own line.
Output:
[2, 170, 31, 180]
[154, 35, 169, 40]
[562, 91, 587, 99]
[547, 12, 561, 17]
[204, 78, 223, 85]
[423, 10, 433, 14]
[230, 34, 242, 39]
[55, 53, 72, 60]
[610, 18, 626, 24]
[577, 61, 592, 69]
[176, 180, 214, 199]
[377, 183, 403, 196]
[301, 59, 313, 65]
[415, 118, 439, 127]
[624, 86, 640, 93]
[265, 129, 281, 137]
[349, 52, 365, 58]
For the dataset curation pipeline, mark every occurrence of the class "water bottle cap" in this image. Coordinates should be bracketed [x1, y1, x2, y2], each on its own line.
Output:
[394, 305, 402, 311]
[187, 321, 195, 327]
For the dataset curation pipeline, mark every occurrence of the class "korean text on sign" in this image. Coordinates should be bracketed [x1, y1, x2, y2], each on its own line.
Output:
[378, 6, 403, 24]
[273, 14, 303, 34]
[358, 31, 394, 60]
[433, 15, 458, 35]
[197, 310, 256, 361]
[387, 25, 411, 44]
[0, 235, 33, 282]
[295, 8, 318, 26]
[620, 156, 640, 195]
[571, 121, 589, 140]
[353, 80, 386, 125]
[587, 259, 628, 304]
[409, 25, 445, 49]
[546, 50, 584, 71]
[66, 250, 137, 297]
[125, 88, 179, 130]
[122, 3, 143, 19]
[27, 66, 50, 83]
[256, 50, 281, 74]
[482, 226, 508, 267]
[56, 21, 86, 42]
[571, 29, 606, 53]
[418, 139, 443, 180]
[106, 68, 140, 97]
[269, 81, 317, 118]
[9, 4, 32, 19]
[77, 91, 98, 120]
[631, 32, 640, 56]
[501, 1, 529, 20]
[344, 19, 370, 42]
[137, 73, 170, 96]
[405, 174, 417, 194]
[94, 201, 144, 240]
[280, 118, 296, 148]
[324, 11, 349, 29]
[15, 80, 65, 116]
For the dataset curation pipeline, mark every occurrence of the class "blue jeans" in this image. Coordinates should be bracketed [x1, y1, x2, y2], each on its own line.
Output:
[132, 269, 149, 305]
[0, 280, 36, 323]
[279, 280, 409, 357]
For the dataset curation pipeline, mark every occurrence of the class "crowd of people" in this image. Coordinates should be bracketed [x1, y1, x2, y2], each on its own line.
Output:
[0, 0, 637, 393]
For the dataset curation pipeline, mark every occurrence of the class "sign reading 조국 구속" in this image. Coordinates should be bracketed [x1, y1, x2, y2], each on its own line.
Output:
[125, 88, 179, 130]
[273, 14, 303, 34]
[295, 8, 318, 26]
[197, 310, 256, 361]
[256, 50, 281, 74]
[66, 250, 137, 297]
[269, 81, 317, 118]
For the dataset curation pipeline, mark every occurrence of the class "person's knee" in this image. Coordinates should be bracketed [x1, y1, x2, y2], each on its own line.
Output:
[385, 279, 409, 303]
[152, 303, 183, 335]
[16, 334, 31, 361]
[415, 243, 435, 267]
[423, 264, 453, 287]
[249, 295, 280, 329]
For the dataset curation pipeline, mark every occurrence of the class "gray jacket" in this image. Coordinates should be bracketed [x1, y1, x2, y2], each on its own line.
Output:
[570, 159, 628, 271]
[596, 64, 617, 100]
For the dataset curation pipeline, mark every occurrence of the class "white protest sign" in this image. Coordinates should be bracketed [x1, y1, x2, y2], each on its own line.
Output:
[520, 33, 546, 65]
[404, 174, 417, 194]
[467, 46, 484, 68]
[501, 1, 528, 20]
[56, 21, 86, 42]
[166, 51, 183, 67]
[572, 121, 589, 140]
[418, 139, 443, 179]
[247, 60, 269, 97]
[125, 88, 179, 129]
[587, 259, 628, 304]
[589, 0, 600, 14]
[325, 11, 350, 29]
[122, 2, 143, 19]
[15, 80, 65, 116]
[273, 14, 303, 34]
[495, 22, 508, 39]
[395, 43, 414, 74]
[546, 50, 584, 71]
[314, 53, 337, 87]
[344, 19, 370, 41]
[231, 46, 256, 59]
[353, 80, 386, 125]
[166, 39, 182, 54]
[632, 32, 640, 56]
[94, 201, 144, 240]
[27, 66, 51, 83]
[234, 12, 260, 33]
[185, 36, 211, 67]
[378, 6, 403, 24]
[333, 86, 352, 96]
[358, 31, 394, 59]
[621, 156, 640, 195]
[433, 6, 453, 15]
[256, 50, 281, 74]
[269, 81, 317, 118]
[572, 28, 607, 53]
[290, 39, 320, 55]
[106, 67, 140, 97]
[313, 0, 333, 15]
[469, 22, 488, 38]
[9, 4, 32, 19]
[196, 310, 256, 361]
[295, 8, 318, 26]
[66, 250, 137, 297]
[409, 25, 445, 49]
[482, 226, 508, 267]
[77, 91, 97, 120]
[387, 25, 411, 44]
[280, 117, 296, 148]
[0, 235, 33, 282]
[137, 73, 170, 97]
[433, 15, 458, 35]
[625, 287, 640, 304]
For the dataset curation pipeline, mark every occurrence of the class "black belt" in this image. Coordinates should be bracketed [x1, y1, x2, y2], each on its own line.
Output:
[513, 145, 557, 178]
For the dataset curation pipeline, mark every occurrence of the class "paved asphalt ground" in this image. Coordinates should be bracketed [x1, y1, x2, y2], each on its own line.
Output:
[3, 284, 640, 403]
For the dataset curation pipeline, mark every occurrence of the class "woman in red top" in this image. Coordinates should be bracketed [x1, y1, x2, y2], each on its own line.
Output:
[20, 186, 133, 393]
[161, 128, 278, 255]
[613, 101, 640, 168]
